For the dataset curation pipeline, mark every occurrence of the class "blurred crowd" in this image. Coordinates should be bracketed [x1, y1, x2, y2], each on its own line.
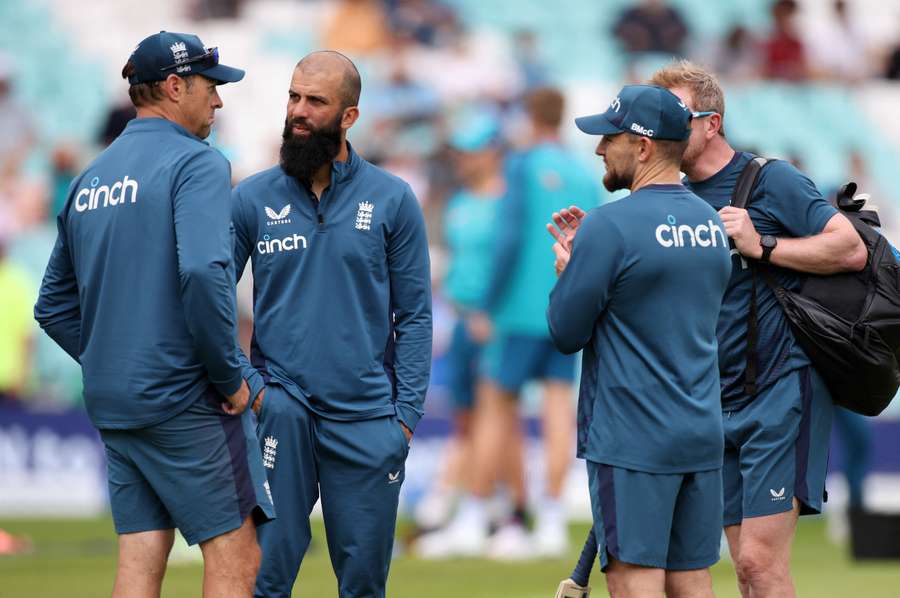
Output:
[2, 0, 900, 410]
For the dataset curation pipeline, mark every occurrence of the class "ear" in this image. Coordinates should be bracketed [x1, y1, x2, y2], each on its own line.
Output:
[160, 74, 188, 102]
[707, 113, 723, 139]
[341, 106, 360, 131]
[637, 136, 654, 163]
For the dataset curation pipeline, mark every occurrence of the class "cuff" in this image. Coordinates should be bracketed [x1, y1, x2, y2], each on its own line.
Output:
[213, 370, 243, 397]
[245, 368, 265, 404]
[395, 402, 424, 433]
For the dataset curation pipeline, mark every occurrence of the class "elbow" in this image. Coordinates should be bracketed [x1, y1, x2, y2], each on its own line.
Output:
[547, 320, 584, 355]
[843, 239, 868, 272]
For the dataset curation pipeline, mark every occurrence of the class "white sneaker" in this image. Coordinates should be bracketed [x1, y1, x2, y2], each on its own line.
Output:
[533, 518, 568, 558]
[414, 489, 457, 530]
[486, 522, 535, 561]
[413, 519, 487, 559]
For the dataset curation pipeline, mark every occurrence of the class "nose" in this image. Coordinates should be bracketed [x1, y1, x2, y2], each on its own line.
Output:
[212, 88, 223, 109]
[288, 98, 309, 121]
[596, 138, 607, 157]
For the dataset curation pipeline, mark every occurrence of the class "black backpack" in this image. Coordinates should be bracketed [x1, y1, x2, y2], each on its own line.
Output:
[734, 157, 900, 416]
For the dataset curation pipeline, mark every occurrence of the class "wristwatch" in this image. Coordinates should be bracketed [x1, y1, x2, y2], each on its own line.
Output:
[759, 235, 777, 263]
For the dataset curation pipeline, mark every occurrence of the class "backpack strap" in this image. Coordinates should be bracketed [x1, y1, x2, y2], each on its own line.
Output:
[730, 155, 770, 397]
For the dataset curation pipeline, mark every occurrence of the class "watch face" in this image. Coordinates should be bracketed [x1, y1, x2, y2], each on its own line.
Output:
[761, 235, 777, 248]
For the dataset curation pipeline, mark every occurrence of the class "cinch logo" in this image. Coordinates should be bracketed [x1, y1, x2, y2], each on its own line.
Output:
[630, 122, 654, 137]
[655, 215, 727, 248]
[257, 233, 308, 254]
[74, 175, 139, 212]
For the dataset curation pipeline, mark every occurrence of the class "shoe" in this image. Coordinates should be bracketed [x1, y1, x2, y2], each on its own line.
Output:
[414, 489, 457, 530]
[554, 578, 591, 598]
[413, 519, 487, 559]
[533, 517, 568, 558]
[486, 521, 535, 561]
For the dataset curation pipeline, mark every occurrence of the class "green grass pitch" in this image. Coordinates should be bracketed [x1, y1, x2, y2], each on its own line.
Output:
[1, 517, 897, 596]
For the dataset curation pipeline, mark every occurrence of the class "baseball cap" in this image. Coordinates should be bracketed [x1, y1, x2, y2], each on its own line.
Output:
[126, 31, 244, 85]
[449, 111, 502, 152]
[575, 84, 691, 141]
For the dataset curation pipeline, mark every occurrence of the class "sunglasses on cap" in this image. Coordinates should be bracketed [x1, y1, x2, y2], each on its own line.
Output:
[161, 47, 219, 73]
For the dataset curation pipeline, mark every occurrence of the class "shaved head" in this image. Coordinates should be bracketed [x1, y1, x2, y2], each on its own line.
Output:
[296, 51, 361, 109]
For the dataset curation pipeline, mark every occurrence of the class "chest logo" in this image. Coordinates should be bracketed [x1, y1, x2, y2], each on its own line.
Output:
[355, 201, 374, 231]
[265, 204, 292, 226]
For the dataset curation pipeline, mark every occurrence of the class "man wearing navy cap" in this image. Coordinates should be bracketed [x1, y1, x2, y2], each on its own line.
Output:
[35, 32, 273, 598]
[547, 85, 730, 597]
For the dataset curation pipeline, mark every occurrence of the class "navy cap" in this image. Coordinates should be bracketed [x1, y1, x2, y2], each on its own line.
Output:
[575, 84, 691, 141]
[127, 31, 244, 85]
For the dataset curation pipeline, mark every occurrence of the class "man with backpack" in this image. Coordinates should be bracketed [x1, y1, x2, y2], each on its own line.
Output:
[648, 61, 866, 597]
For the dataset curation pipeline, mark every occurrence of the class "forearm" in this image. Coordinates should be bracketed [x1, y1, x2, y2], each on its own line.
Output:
[392, 324, 432, 432]
[764, 232, 866, 274]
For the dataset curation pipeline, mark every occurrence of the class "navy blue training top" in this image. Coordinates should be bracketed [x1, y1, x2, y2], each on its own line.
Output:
[35, 118, 259, 429]
[548, 184, 731, 473]
[685, 152, 837, 410]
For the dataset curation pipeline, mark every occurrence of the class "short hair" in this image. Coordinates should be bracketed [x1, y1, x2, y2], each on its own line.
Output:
[626, 133, 689, 165]
[524, 86, 565, 128]
[120, 61, 194, 108]
[649, 59, 726, 136]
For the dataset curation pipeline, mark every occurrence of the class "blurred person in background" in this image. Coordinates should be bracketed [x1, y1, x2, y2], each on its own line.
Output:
[48, 143, 80, 220]
[612, 0, 689, 59]
[884, 27, 900, 79]
[97, 95, 137, 148]
[832, 407, 871, 514]
[386, 0, 459, 48]
[712, 25, 761, 81]
[419, 87, 599, 560]
[414, 111, 521, 531]
[650, 60, 866, 598]
[323, 0, 391, 56]
[0, 227, 35, 405]
[0, 54, 35, 183]
[232, 51, 431, 598]
[760, 0, 809, 81]
[34, 32, 273, 598]
[806, 0, 871, 82]
[513, 29, 550, 91]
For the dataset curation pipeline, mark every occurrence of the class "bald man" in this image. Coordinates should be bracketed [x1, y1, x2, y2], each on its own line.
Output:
[231, 51, 432, 598]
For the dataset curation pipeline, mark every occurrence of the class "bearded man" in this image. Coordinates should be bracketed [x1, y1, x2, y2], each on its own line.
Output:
[230, 51, 432, 598]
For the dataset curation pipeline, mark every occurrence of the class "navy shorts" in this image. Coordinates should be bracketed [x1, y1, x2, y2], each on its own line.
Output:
[722, 366, 833, 526]
[588, 461, 722, 571]
[483, 333, 577, 394]
[101, 390, 275, 545]
[446, 320, 485, 411]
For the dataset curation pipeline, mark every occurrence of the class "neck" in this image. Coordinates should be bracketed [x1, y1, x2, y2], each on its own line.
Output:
[136, 105, 190, 134]
[469, 171, 504, 196]
[311, 138, 349, 197]
[531, 126, 559, 145]
[684, 135, 735, 182]
[630, 160, 683, 193]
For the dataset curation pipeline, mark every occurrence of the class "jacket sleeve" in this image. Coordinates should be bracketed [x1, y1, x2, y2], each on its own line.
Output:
[34, 211, 82, 362]
[230, 185, 265, 401]
[173, 150, 244, 397]
[547, 210, 624, 354]
[388, 185, 433, 432]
